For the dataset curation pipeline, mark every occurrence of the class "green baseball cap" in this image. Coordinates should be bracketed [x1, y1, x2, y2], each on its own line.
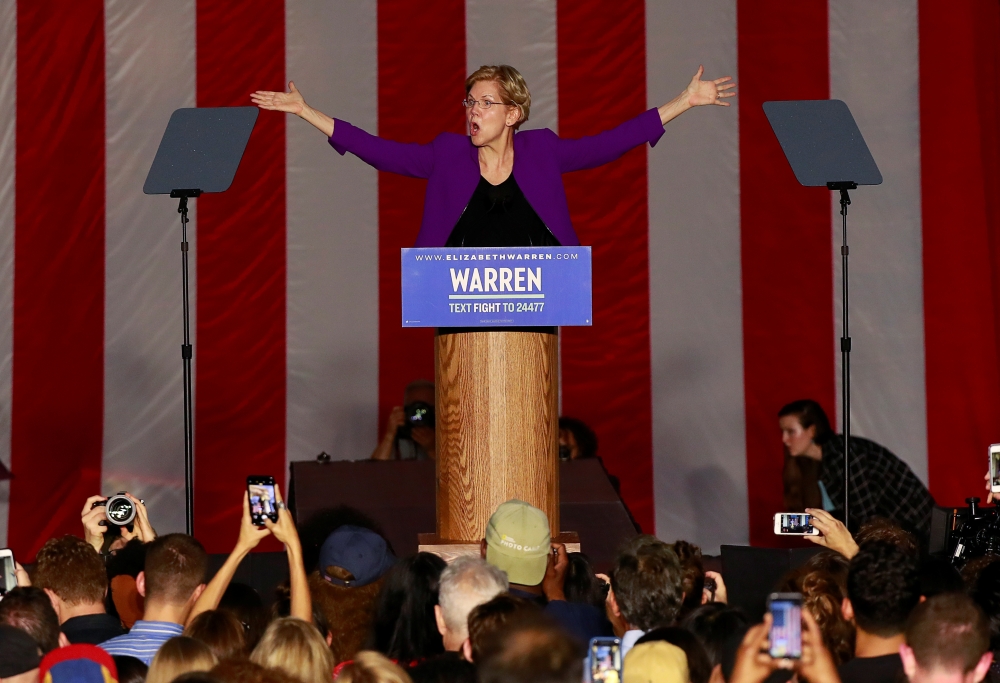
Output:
[485, 499, 551, 586]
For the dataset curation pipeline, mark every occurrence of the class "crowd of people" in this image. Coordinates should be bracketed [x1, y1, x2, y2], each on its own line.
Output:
[1, 481, 999, 683]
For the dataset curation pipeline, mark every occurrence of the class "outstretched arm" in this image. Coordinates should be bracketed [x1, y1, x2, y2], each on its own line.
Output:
[252, 81, 335, 137]
[252, 81, 434, 178]
[555, 66, 735, 173]
[657, 65, 735, 126]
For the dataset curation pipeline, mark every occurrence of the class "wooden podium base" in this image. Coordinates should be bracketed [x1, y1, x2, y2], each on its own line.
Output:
[418, 531, 581, 564]
[434, 328, 560, 542]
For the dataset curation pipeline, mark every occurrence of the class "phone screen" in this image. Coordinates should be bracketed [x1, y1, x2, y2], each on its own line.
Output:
[0, 551, 16, 597]
[991, 448, 1000, 489]
[248, 479, 278, 526]
[769, 597, 802, 659]
[779, 513, 814, 535]
[589, 639, 621, 682]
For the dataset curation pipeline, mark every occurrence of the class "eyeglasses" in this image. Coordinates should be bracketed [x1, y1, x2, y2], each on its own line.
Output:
[461, 98, 511, 110]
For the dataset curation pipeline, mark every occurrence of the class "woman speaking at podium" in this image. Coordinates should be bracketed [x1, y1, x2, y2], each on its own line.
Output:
[252, 64, 734, 247]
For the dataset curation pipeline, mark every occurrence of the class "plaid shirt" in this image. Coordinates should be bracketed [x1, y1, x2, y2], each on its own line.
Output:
[820, 435, 935, 538]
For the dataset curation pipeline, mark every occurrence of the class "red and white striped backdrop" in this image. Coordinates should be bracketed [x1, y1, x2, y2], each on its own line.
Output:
[1, 0, 997, 559]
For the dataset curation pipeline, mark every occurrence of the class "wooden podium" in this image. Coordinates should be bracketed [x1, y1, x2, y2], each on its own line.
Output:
[401, 246, 593, 558]
[434, 328, 560, 537]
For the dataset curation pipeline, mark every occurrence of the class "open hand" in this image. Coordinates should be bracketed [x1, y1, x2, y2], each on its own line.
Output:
[986, 471, 994, 504]
[252, 81, 307, 116]
[685, 66, 736, 107]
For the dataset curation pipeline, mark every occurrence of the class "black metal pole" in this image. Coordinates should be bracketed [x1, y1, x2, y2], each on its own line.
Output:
[839, 187, 852, 530]
[174, 190, 199, 536]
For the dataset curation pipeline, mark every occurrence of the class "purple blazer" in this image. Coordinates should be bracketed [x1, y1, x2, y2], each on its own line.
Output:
[328, 108, 666, 247]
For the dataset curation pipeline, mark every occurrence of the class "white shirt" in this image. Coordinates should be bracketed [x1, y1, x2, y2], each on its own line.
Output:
[620, 629, 645, 660]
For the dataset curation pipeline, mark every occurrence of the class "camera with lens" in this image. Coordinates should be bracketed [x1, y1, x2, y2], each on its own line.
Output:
[946, 497, 1000, 566]
[91, 492, 137, 532]
[397, 401, 435, 440]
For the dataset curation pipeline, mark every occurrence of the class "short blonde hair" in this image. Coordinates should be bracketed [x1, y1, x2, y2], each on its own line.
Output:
[466, 65, 531, 129]
[147, 636, 218, 683]
[251, 617, 334, 683]
[336, 651, 413, 683]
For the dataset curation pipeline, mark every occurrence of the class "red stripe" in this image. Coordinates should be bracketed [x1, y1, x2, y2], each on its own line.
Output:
[737, 1, 834, 546]
[920, 0, 1000, 506]
[557, 0, 655, 534]
[10, 1, 106, 559]
[377, 0, 465, 432]
[196, 0, 286, 553]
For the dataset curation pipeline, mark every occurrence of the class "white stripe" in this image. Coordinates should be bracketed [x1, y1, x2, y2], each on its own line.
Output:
[103, 0, 196, 534]
[0, 0, 15, 546]
[466, 0, 558, 133]
[285, 0, 379, 473]
[646, 0, 746, 552]
[829, 0, 927, 482]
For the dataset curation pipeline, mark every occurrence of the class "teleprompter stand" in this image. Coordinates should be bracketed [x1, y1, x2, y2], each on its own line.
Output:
[764, 100, 882, 529]
[143, 107, 258, 535]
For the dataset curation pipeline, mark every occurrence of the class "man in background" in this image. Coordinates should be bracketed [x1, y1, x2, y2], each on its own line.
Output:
[435, 556, 508, 652]
[606, 537, 685, 658]
[370, 380, 436, 461]
[839, 540, 921, 683]
[101, 533, 208, 664]
[901, 592, 992, 683]
[33, 536, 125, 644]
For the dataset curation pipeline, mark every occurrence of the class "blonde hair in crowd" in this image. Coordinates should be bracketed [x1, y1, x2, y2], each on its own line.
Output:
[146, 636, 218, 683]
[250, 617, 335, 683]
[335, 651, 414, 683]
[465, 65, 531, 129]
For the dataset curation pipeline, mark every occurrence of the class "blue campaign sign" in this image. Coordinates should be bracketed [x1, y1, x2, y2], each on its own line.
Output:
[401, 247, 592, 327]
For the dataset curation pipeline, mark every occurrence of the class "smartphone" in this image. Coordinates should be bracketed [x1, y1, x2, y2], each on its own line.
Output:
[773, 512, 821, 536]
[588, 637, 621, 683]
[990, 444, 1000, 494]
[0, 549, 16, 598]
[768, 592, 802, 660]
[247, 475, 279, 526]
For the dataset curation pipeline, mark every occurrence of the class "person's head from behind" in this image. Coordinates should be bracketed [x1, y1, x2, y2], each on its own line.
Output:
[671, 540, 705, 619]
[610, 537, 684, 631]
[558, 417, 597, 460]
[32, 535, 108, 624]
[335, 651, 413, 683]
[0, 586, 65, 653]
[845, 540, 921, 638]
[113, 656, 149, 683]
[901, 593, 992, 683]
[778, 399, 833, 456]
[184, 609, 246, 661]
[562, 552, 606, 609]
[371, 552, 447, 663]
[0, 625, 42, 683]
[465, 594, 538, 663]
[140, 534, 209, 622]
[476, 614, 583, 683]
[251, 617, 333, 683]
[622, 640, 690, 683]
[147, 636, 217, 683]
[464, 65, 530, 146]
[482, 500, 551, 588]
[434, 556, 507, 652]
[777, 564, 854, 666]
[218, 582, 268, 652]
[211, 659, 302, 683]
[856, 517, 920, 556]
[681, 603, 749, 670]
[409, 653, 476, 683]
[971, 559, 1000, 651]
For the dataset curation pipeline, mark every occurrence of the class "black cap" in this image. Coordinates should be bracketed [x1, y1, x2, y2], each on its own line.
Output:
[0, 625, 41, 676]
